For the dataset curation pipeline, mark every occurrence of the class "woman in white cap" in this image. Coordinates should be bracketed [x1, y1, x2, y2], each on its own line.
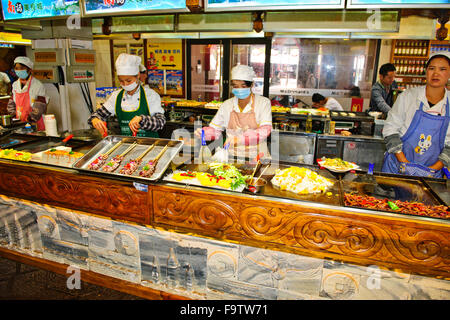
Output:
[195, 64, 272, 159]
[89, 53, 165, 137]
[382, 52, 450, 178]
[7, 56, 48, 131]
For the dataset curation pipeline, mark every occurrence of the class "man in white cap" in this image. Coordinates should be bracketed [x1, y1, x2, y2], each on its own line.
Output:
[195, 64, 272, 160]
[139, 64, 149, 89]
[382, 51, 450, 178]
[89, 53, 165, 137]
[7, 56, 48, 131]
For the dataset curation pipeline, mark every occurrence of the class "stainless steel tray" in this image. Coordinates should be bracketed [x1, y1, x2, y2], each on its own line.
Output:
[72, 135, 183, 182]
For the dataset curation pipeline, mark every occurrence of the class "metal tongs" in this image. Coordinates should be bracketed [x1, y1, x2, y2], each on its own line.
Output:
[443, 167, 450, 189]
[249, 152, 265, 180]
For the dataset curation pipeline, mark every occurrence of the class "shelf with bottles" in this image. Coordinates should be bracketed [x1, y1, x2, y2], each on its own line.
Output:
[396, 77, 426, 91]
[429, 40, 450, 56]
[392, 40, 429, 58]
[392, 58, 426, 76]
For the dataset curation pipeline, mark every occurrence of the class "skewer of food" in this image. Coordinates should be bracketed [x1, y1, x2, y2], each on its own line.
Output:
[139, 144, 169, 178]
[119, 144, 156, 175]
[88, 140, 124, 170]
[101, 142, 137, 173]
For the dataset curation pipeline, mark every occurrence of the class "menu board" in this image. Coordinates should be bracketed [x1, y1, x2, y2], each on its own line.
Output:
[83, 0, 187, 16]
[1, 0, 80, 20]
[347, 0, 450, 8]
[206, 0, 343, 11]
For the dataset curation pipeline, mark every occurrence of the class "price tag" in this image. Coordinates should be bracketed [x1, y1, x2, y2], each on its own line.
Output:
[133, 182, 148, 192]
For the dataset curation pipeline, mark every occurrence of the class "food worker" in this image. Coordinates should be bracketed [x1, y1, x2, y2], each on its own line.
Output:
[6, 56, 48, 131]
[369, 63, 398, 114]
[139, 64, 149, 88]
[89, 53, 165, 137]
[194, 64, 272, 159]
[382, 52, 450, 178]
[311, 93, 343, 111]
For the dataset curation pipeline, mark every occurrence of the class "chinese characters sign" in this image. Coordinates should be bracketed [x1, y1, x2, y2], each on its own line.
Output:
[206, 0, 342, 10]
[1, 0, 80, 20]
[83, 0, 186, 15]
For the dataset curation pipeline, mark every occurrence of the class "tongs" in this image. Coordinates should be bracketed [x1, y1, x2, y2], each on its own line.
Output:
[249, 152, 264, 180]
[443, 167, 450, 189]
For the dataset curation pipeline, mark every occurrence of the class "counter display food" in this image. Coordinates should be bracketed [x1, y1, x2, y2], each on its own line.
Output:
[0, 132, 448, 221]
[73, 136, 183, 181]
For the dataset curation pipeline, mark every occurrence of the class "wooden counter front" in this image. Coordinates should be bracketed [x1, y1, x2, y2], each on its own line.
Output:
[0, 160, 449, 280]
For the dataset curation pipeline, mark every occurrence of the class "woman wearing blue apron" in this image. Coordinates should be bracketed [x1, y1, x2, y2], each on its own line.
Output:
[382, 52, 450, 178]
[89, 53, 166, 137]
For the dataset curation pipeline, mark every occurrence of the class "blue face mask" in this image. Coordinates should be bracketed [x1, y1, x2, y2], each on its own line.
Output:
[232, 87, 251, 99]
[15, 70, 29, 79]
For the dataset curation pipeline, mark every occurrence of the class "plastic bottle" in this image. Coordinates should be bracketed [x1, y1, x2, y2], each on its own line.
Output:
[169, 104, 176, 121]
[324, 114, 331, 134]
[305, 113, 312, 133]
[24, 123, 33, 134]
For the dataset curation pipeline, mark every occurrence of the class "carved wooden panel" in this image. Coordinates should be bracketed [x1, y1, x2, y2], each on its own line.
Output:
[0, 163, 150, 225]
[153, 187, 450, 278]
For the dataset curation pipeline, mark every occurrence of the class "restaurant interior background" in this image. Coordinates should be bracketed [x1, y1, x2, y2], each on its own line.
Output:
[1, 1, 450, 302]
[0, 0, 448, 135]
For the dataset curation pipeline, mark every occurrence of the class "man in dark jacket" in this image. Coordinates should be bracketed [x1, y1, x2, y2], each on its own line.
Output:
[369, 63, 398, 113]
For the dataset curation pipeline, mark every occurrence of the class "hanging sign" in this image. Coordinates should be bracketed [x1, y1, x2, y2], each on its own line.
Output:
[347, 0, 449, 8]
[206, 0, 343, 11]
[83, 0, 187, 16]
[146, 41, 183, 71]
[1, 0, 80, 20]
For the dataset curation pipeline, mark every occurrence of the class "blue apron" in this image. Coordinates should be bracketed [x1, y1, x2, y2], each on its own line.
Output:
[381, 98, 450, 178]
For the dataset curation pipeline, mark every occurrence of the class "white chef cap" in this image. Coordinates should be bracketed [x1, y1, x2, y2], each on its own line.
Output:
[14, 56, 33, 69]
[231, 64, 255, 82]
[115, 53, 141, 76]
[426, 51, 450, 66]
[139, 64, 146, 73]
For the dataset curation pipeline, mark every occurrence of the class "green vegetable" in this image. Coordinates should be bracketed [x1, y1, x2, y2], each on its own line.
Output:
[210, 163, 248, 190]
[388, 201, 399, 211]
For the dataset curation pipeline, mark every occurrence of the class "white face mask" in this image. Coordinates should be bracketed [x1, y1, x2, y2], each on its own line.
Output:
[121, 81, 138, 92]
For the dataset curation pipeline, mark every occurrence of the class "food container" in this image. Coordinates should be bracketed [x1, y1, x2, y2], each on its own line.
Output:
[1, 115, 11, 126]
[72, 136, 184, 181]
[246, 177, 267, 193]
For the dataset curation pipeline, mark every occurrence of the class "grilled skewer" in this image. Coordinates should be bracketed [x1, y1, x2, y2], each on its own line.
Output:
[88, 140, 123, 170]
[139, 144, 169, 178]
[101, 142, 137, 173]
[119, 144, 156, 175]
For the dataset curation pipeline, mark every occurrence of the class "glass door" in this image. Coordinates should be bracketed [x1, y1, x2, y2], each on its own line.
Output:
[186, 40, 228, 102]
[186, 38, 271, 101]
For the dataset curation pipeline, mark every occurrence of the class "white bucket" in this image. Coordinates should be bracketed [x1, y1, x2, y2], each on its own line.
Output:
[43, 114, 58, 136]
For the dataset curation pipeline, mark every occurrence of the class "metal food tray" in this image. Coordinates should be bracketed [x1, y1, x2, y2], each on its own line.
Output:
[72, 135, 184, 182]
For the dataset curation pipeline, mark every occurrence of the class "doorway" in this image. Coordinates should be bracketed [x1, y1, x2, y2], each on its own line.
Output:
[186, 38, 271, 101]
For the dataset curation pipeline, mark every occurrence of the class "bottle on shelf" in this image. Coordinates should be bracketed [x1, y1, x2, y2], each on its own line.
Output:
[324, 114, 331, 134]
[305, 113, 312, 133]
[405, 41, 411, 56]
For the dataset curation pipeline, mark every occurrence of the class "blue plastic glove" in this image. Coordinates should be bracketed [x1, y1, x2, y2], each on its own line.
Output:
[398, 162, 442, 178]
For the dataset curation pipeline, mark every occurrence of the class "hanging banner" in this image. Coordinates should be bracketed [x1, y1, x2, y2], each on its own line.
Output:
[1, 0, 80, 20]
[347, 0, 449, 7]
[148, 69, 164, 95]
[146, 41, 183, 71]
[166, 70, 183, 96]
[83, 0, 186, 16]
[206, 0, 343, 11]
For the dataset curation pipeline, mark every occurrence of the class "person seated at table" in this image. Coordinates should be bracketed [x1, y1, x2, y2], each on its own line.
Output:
[311, 93, 343, 111]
